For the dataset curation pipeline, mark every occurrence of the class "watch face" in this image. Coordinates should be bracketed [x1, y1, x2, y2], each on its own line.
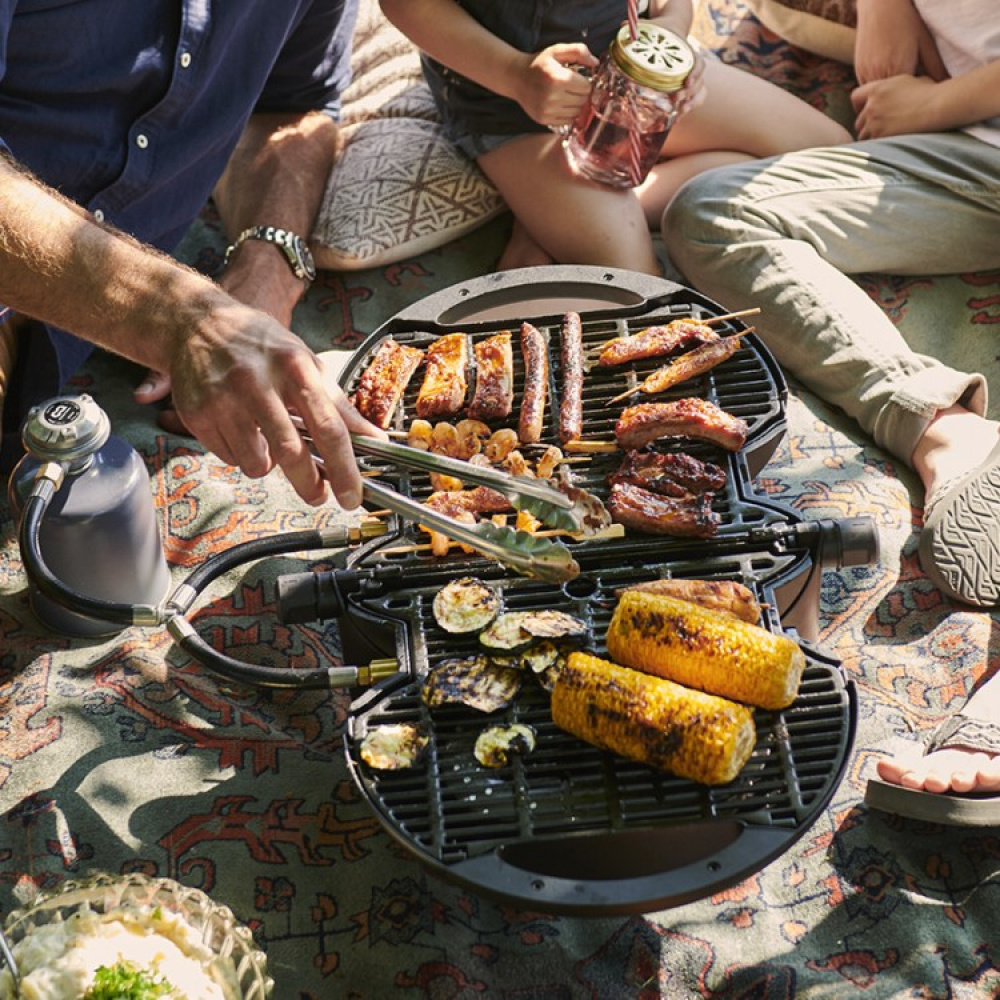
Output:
[293, 234, 317, 282]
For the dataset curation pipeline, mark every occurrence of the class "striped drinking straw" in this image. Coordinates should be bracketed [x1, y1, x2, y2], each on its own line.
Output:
[626, 0, 643, 186]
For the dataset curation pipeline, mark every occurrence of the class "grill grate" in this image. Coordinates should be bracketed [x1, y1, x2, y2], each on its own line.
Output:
[335, 269, 856, 915]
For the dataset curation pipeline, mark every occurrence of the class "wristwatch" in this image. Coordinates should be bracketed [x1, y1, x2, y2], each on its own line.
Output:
[224, 225, 317, 286]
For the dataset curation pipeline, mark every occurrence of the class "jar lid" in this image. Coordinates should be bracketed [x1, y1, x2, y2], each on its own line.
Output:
[611, 21, 695, 92]
[21, 394, 111, 463]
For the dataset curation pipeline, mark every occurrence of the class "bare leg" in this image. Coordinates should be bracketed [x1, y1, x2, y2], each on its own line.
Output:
[911, 405, 1000, 500]
[496, 217, 556, 271]
[478, 133, 660, 275]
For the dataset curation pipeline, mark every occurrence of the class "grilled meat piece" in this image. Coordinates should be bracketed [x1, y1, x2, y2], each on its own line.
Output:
[519, 321, 549, 444]
[468, 331, 514, 421]
[558, 311, 584, 444]
[416, 332, 470, 419]
[615, 398, 748, 452]
[607, 480, 720, 538]
[598, 319, 719, 367]
[426, 486, 513, 516]
[352, 338, 424, 429]
[608, 449, 727, 498]
[630, 335, 743, 398]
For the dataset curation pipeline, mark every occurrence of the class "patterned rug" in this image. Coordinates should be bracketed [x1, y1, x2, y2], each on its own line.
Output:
[3, 4, 1000, 997]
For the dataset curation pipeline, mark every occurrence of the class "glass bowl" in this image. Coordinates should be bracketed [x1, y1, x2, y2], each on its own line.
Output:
[0, 872, 273, 999]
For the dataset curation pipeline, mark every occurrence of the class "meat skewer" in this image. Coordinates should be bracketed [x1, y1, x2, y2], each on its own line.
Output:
[598, 319, 718, 368]
[615, 399, 749, 452]
[416, 331, 470, 419]
[607, 334, 745, 405]
[558, 311, 584, 445]
[468, 331, 514, 422]
[596, 308, 760, 367]
[519, 321, 549, 444]
[607, 480, 720, 538]
[352, 338, 425, 429]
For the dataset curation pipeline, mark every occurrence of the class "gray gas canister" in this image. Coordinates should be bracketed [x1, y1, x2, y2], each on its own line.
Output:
[8, 394, 171, 637]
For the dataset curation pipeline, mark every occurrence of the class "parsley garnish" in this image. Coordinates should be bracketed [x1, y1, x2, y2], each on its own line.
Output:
[83, 961, 174, 999]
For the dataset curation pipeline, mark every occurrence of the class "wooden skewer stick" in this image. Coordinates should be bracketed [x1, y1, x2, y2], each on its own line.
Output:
[702, 307, 761, 326]
[563, 439, 619, 454]
[378, 521, 626, 556]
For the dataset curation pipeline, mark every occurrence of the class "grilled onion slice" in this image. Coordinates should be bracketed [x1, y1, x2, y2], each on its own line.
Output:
[432, 576, 501, 634]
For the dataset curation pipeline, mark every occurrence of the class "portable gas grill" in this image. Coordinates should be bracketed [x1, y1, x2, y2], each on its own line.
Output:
[278, 266, 877, 916]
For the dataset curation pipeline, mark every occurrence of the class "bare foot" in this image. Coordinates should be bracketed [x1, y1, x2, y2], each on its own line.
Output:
[912, 405, 1000, 501]
[496, 219, 555, 271]
[876, 748, 1000, 795]
[876, 676, 1000, 795]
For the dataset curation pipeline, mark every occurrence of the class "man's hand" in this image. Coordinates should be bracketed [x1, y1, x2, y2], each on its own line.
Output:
[154, 301, 382, 509]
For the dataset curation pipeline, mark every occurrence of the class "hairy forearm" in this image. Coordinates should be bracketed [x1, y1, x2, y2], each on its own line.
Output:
[213, 110, 338, 323]
[0, 153, 226, 372]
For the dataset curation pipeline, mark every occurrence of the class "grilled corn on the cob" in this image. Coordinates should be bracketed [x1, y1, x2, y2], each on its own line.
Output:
[551, 651, 756, 784]
[606, 590, 806, 710]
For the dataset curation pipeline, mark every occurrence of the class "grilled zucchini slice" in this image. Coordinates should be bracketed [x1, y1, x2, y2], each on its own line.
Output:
[432, 576, 501, 634]
[474, 724, 537, 768]
[422, 655, 523, 713]
[359, 723, 430, 770]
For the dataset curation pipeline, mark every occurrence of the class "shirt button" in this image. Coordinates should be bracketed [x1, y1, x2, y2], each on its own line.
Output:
[136, 134, 149, 149]
[93, 209, 105, 223]
[179, 51, 192, 68]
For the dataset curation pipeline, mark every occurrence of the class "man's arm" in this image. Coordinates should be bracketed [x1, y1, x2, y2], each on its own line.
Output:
[213, 110, 339, 327]
[0, 152, 373, 508]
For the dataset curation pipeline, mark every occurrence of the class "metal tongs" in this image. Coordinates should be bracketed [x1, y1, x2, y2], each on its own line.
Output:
[292, 418, 611, 583]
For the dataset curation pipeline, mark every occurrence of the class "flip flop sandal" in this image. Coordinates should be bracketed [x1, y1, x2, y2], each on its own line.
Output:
[918, 437, 1000, 608]
[865, 712, 1000, 826]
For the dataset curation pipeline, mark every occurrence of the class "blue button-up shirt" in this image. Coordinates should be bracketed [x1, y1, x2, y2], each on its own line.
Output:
[0, 0, 357, 443]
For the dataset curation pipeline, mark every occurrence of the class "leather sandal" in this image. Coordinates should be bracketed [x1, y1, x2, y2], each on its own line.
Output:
[865, 712, 1000, 826]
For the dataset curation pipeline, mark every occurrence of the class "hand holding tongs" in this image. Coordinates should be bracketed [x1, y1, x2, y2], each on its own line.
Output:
[292, 418, 610, 583]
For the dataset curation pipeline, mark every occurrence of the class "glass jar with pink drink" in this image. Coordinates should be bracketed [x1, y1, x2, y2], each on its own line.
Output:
[564, 21, 695, 189]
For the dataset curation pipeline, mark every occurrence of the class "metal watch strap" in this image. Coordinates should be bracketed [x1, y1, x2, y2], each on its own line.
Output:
[224, 224, 316, 285]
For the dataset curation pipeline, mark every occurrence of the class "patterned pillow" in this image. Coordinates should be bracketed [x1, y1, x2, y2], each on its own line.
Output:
[310, 2, 505, 271]
[742, 0, 857, 63]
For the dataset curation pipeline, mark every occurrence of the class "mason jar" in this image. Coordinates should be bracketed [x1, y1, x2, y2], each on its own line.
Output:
[564, 21, 695, 189]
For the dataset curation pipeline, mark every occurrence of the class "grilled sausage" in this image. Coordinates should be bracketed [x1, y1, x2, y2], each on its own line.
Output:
[558, 311, 584, 445]
[519, 321, 549, 444]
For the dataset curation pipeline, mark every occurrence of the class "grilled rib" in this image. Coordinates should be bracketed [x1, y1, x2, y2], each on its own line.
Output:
[615, 398, 748, 452]
[416, 332, 469, 419]
[607, 480, 720, 538]
[468, 331, 514, 422]
[608, 449, 727, 498]
[352, 338, 424, 429]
